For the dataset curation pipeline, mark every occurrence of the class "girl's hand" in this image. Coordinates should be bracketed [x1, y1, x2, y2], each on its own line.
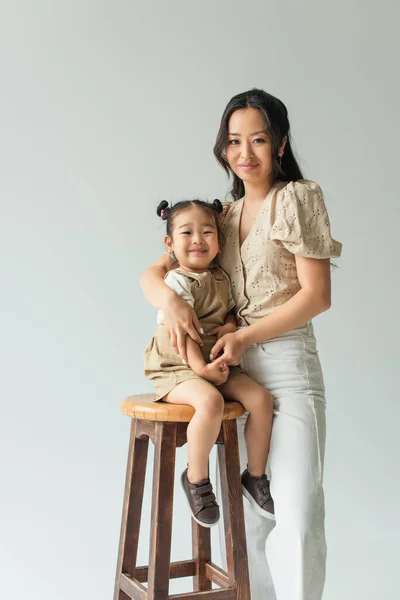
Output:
[162, 294, 203, 362]
[207, 322, 237, 340]
[210, 330, 247, 366]
[201, 359, 229, 386]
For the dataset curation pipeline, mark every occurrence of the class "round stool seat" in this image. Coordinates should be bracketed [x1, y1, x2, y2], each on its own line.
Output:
[121, 393, 245, 422]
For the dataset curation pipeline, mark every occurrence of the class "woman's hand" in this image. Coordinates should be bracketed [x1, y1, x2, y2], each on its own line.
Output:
[162, 294, 203, 362]
[209, 330, 248, 366]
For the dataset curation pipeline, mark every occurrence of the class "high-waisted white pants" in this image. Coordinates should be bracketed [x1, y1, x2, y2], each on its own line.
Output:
[217, 323, 327, 600]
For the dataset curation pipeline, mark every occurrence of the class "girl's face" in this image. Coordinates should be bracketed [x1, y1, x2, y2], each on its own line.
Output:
[226, 107, 279, 188]
[165, 206, 219, 273]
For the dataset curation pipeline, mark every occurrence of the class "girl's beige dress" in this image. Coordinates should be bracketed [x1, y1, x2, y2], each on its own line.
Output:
[144, 266, 241, 401]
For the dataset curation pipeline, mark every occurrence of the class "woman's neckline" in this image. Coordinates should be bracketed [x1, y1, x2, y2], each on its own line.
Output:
[238, 184, 277, 248]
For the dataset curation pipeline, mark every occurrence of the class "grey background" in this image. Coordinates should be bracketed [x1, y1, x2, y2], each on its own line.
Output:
[1, 1, 399, 599]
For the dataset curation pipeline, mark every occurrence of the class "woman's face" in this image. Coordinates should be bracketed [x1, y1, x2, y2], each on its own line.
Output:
[225, 107, 275, 187]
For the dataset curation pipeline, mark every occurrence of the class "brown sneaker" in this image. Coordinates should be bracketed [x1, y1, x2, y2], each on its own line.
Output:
[181, 469, 220, 528]
[241, 469, 275, 520]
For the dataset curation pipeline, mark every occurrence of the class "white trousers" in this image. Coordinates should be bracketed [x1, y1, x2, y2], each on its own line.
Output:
[217, 323, 327, 600]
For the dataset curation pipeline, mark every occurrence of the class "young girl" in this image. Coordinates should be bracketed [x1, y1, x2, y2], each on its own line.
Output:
[144, 198, 275, 528]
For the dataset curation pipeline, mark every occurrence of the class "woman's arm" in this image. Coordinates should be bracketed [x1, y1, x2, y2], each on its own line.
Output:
[210, 257, 331, 364]
[139, 254, 177, 308]
[139, 255, 203, 361]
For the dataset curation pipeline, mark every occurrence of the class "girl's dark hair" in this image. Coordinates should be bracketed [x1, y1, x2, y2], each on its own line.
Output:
[157, 199, 223, 238]
[213, 88, 304, 201]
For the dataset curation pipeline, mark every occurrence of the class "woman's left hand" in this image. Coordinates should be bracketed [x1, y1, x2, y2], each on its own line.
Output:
[209, 331, 247, 366]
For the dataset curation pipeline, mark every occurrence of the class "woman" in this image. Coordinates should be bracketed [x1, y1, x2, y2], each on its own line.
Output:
[139, 88, 342, 600]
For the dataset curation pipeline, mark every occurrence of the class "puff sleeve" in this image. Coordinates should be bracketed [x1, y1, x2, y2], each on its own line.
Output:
[270, 180, 342, 258]
[163, 271, 195, 307]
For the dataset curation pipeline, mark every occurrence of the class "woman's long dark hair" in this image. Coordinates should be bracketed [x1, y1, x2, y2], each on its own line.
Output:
[214, 89, 304, 201]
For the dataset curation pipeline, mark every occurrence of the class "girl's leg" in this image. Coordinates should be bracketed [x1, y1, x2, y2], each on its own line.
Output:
[164, 378, 224, 483]
[220, 373, 273, 477]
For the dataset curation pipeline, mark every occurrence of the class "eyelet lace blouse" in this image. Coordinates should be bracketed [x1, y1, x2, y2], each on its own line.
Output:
[216, 180, 342, 326]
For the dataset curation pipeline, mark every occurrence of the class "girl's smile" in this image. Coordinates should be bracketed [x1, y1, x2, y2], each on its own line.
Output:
[164, 206, 219, 273]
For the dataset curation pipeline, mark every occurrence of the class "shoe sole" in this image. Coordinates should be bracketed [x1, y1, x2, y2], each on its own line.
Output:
[242, 485, 276, 521]
[180, 472, 220, 528]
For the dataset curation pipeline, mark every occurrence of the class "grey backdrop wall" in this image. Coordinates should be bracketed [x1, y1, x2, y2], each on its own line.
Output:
[1, 1, 399, 599]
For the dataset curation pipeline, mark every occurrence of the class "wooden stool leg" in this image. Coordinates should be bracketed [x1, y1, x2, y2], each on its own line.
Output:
[218, 419, 250, 600]
[114, 420, 149, 600]
[147, 422, 177, 600]
[192, 520, 212, 591]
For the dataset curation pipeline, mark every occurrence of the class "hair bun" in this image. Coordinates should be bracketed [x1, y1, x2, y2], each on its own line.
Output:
[157, 200, 169, 219]
[212, 199, 223, 214]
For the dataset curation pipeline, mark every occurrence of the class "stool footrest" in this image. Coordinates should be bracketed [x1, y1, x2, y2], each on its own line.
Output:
[120, 574, 147, 600]
[134, 560, 196, 582]
[205, 563, 229, 588]
[170, 589, 236, 600]
[120, 572, 235, 600]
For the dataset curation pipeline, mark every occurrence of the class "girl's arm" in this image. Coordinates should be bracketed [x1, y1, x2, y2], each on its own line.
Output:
[186, 337, 229, 385]
[207, 311, 237, 340]
[210, 257, 331, 363]
[139, 255, 203, 361]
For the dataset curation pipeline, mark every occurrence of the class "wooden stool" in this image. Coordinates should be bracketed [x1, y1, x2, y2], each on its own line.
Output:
[114, 394, 250, 600]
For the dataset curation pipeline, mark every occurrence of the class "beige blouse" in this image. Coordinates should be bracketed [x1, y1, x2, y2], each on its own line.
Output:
[217, 180, 342, 326]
